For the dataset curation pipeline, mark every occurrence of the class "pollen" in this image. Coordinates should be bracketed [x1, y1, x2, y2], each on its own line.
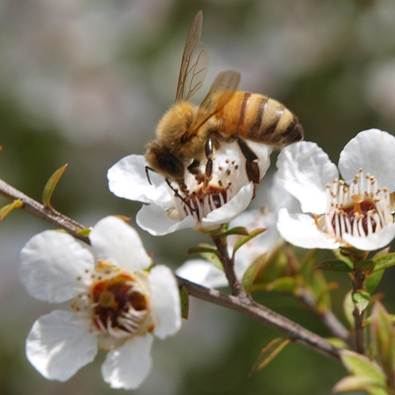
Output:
[323, 171, 394, 240]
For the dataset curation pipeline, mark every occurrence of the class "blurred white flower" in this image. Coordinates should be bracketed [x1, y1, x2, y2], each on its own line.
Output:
[277, 129, 395, 251]
[108, 141, 272, 236]
[177, 174, 294, 287]
[19, 216, 181, 389]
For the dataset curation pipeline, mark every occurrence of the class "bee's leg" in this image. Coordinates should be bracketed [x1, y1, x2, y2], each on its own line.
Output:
[165, 178, 196, 215]
[204, 134, 217, 182]
[145, 166, 156, 185]
[237, 138, 260, 184]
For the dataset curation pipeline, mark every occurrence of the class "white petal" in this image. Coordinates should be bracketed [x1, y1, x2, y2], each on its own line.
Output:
[90, 216, 151, 271]
[20, 231, 94, 303]
[136, 204, 194, 236]
[176, 259, 227, 288]
[277, 209, 339, 249]
[149, 265, 181, 339]
[101, 334, 153, 390]
[201, 183, 254, 227]
[343, 224, 395, 251]
[107, 154, 171, 204]
[26, 310, 97, 381]
[338, 129, 395, 189]
[276, 142, 338, 214]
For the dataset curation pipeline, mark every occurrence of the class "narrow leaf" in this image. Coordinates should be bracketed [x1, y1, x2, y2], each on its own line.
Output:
[214, 226, 249, 238]
[334, 249, 355, 270]
[188, 244, 218, 256]
[340, 350, 386, 384]
[352, 290, 371, 313]
[42, 163, 68, 208]
[365, 269, 384, 294]
[180, 286, 189, 319]
[373, 253, 395, 272]
[343, 291, 355, 328]
[316, 260, 353, 272]
[250, 338, 290, 375]
[263, 277, 297, 293]
[0, 199, 23, 221]
[334, 375, 380, 393]
[233, 228, 265, 256]
[77, 227, 91, 237]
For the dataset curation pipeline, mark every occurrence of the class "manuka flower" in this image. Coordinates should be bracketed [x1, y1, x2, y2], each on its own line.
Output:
[107, 141, 271, 235]
[177, 174, 295, 287]
[276, 129, 395, 251]
[19, 216, 181, 389]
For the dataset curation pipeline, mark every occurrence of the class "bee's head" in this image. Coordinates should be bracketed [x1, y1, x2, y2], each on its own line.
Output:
[145, 141, 185, 181]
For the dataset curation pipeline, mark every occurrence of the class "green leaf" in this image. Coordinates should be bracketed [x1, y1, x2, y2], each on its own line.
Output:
[340, 350, 386, 384]
[232, 228, 266, 256]
[250, 338, 290, 375]
[316, 260, 353, 272]
[77, 227, 91, 237]
[373, 253, 395, 272]
[0, 199, 23, 221]
[333, 376, 384, 394]
[343, 291, 355, 328]
[213, 226, 249, 237]
[188, 244, 222, 270]
[42, 163, 68, 208]
[262, 277, 297, 293]
[352, 290, 371, 313]
[365, 269, 385, 294]
[180, 286, 189, 319]
[334, 249, 355, 270]
[188, 244, 218, 255]
[370, 302, 394, 374]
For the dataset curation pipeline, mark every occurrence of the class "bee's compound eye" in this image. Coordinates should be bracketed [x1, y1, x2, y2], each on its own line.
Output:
[158, 151, 184, 178]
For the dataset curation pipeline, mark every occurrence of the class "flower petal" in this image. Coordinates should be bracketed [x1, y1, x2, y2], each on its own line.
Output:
[343, 224, 395, 251]
[136, 204, 194, 236]
[107, 154, 170, 204]
[26, 310, 97, 381]
[149, 265, 181, 339]
[338, 129, 395, 190]
[101, 334, 153, 390]
[277, 209, 339, 249]
[277, 142, 338, 214]
[201, 183, 254, 227]
[176, 259, 227, 288]
[20, 231, 94, 303]
[90, 216, 151, 271]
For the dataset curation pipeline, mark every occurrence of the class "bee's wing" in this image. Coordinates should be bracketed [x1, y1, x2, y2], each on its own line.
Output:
[192, 70, 240, 130]
[175, 11, 208, 101]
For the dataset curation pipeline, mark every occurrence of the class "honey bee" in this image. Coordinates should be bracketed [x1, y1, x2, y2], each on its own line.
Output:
[145, 11, 303, 189]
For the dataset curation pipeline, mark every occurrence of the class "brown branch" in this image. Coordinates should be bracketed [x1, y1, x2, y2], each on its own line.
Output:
[351, 269, 366, 354]
[0, 176, 340, 360]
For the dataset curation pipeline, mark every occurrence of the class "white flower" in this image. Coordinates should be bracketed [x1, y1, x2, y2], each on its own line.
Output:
[19, 216, 181, 389]
[276, 129, 395, 251]
[177, 174, 294, 288]
[107, 141, 272, 236]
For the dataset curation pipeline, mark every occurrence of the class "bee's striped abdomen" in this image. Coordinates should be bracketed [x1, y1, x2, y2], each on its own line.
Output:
[219, 91, 303, 148]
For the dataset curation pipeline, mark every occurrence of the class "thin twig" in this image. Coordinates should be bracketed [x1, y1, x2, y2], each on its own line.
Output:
[351, 269, 366, 354]
[0, 176, 340, 360]
[211, 235, 244, 297]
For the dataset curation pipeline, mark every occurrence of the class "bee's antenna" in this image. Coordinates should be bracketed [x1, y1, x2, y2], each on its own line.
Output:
[145, 166, 155, 185]
[165, 178, 198, 217]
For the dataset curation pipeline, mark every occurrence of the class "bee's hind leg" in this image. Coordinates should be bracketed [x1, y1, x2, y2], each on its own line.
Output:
[236, 138, 260, 184]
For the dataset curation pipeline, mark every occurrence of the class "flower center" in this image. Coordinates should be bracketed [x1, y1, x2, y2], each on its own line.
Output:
[72, 261, 153, 342]
[322, 170, 394, 240]
[167, 154, 247, 222]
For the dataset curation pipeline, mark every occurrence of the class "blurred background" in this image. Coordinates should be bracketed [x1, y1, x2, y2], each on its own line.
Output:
[1, 0, 395, 394]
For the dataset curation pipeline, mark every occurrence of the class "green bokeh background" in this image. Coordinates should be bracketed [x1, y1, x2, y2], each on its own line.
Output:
[1, 0, 395, 394]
